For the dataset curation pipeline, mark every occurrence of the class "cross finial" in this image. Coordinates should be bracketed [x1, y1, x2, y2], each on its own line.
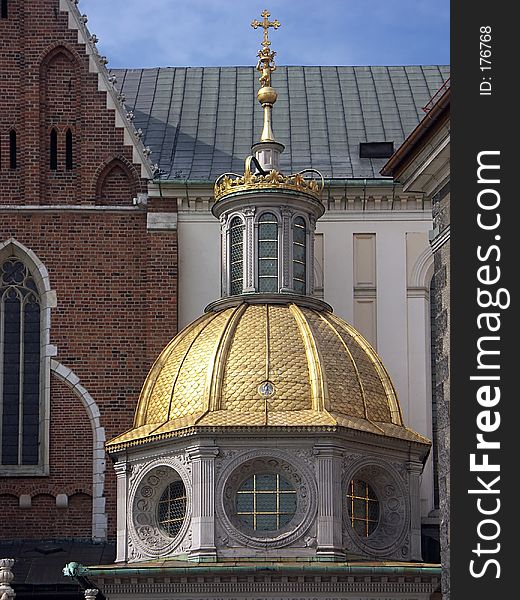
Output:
[251, 9, 281, 142]
[251, 9, 281, 90]
[251, 9, 281, 50]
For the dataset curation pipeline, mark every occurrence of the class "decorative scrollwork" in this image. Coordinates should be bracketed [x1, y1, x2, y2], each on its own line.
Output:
[128, 456, 192, 560]
[341, 456, 410, 559]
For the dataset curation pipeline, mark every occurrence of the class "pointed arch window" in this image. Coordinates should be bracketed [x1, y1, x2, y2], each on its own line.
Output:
[1, 0, 8, 20]
[65, 128, 73, 170]
[229, 217, 244, 295]
[9, 130, 17, 169]
[0, 258, 41, 467]
[49, 129, 58, 170]
[293, 217, 306, 294]
[258, 212, 279, 293]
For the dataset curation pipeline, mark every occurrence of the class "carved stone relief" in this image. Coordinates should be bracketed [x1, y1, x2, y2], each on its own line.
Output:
[341, 456, 410, 559]
[128, 456, 192, 560]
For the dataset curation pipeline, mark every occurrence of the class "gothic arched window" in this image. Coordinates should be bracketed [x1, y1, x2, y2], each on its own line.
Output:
[0, 258, 41, 466]
[229, 217, 244, 295]
[293, 216, 306, 294]
[258, 212, 279, 293]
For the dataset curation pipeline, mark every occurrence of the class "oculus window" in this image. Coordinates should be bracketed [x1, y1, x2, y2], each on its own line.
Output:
[157, 479, 187, 538]
[236, 472, 297, 531]
[346, 479, 380, 537]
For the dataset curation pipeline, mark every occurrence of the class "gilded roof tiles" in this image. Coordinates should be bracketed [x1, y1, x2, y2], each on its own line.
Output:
[108, 302, 417, 450]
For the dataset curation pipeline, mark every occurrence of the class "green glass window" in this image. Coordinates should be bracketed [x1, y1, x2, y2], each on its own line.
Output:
[1, 259, 41, 466]
[258, 213, 278, 293]
[229, 217, 244, 295]
[157, 480, 187, 538]
[236, 473, 297, 531]
[346, 479, 379, 537]
[293, 217, 306, 294]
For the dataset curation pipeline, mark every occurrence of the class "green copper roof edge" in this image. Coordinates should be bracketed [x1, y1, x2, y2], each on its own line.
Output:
[64, 562, 441, 578]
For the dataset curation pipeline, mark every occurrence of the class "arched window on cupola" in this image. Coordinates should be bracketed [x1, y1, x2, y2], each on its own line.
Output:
[0, 258, 41, 467]
[229, 217, 245, 295]
[293, 216, 306, 294]
[49, 128, 58, 170]
[65, 128, 73, 171]
[9, 130, 17, 169]
[258, 212, 279, 293]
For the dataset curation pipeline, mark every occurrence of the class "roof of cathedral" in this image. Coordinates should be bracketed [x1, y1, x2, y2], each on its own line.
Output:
[114, 65, 449, 181]
[107, 302, 430, 450]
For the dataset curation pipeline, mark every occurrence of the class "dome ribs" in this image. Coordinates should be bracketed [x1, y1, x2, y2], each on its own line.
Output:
[289, 304, 328, 413]
[328, 313, 403, 426]
[134, 312, 211, 427]
[316, 310, 372, 423]
[203, 303, 248, 414]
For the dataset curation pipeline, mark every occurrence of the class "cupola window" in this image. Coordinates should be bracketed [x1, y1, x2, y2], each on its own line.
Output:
[236, 472, 297, 531]
[292, 216, 306, 294]
[0, 258, 41, 466]
[258, 212, 279, 293]
[157, 479, 187, 538]
[229, 217, 244, 295]
[346, 479, 380, 537]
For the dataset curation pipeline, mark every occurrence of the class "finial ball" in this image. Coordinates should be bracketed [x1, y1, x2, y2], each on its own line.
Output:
[257, 86, 278, 105]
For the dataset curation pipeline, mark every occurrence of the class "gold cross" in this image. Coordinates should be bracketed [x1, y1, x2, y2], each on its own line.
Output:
[251, 9, 281, 49]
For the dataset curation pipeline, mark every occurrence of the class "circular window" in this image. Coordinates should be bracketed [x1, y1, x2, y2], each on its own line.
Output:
[346, 479, 380, 537]
[157, 480, 187, 538]
[236, 473, 297, 531]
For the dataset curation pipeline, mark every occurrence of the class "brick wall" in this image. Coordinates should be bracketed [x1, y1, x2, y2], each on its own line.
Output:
[0, 0, 178, 542]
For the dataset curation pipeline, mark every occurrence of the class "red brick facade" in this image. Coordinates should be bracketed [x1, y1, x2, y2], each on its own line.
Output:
[0, 0, 178, 541]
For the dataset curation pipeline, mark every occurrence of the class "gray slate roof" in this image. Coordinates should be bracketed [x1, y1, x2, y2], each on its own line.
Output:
[114, 65, 450, 181]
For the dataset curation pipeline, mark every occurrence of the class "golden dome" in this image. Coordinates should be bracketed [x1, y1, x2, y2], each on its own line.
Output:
[107, 303, 428, 450]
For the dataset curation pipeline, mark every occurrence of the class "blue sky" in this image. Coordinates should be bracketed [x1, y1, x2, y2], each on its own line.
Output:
[80, 0, 449, 68]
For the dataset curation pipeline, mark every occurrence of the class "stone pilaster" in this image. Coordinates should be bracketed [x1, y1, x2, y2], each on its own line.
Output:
[308, 216, 316, 295]
[407, 461, 424, 560]
[243, 208, 256, 293]
[114, 461, 129, 563]
[220, 215, 228, 296]
[314, 444, 345, 560]
[280, 208, 293, 292]
[187, 445, 219, 561]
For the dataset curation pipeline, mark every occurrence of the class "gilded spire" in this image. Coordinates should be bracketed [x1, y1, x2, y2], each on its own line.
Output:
[251, 9, 281, 142]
